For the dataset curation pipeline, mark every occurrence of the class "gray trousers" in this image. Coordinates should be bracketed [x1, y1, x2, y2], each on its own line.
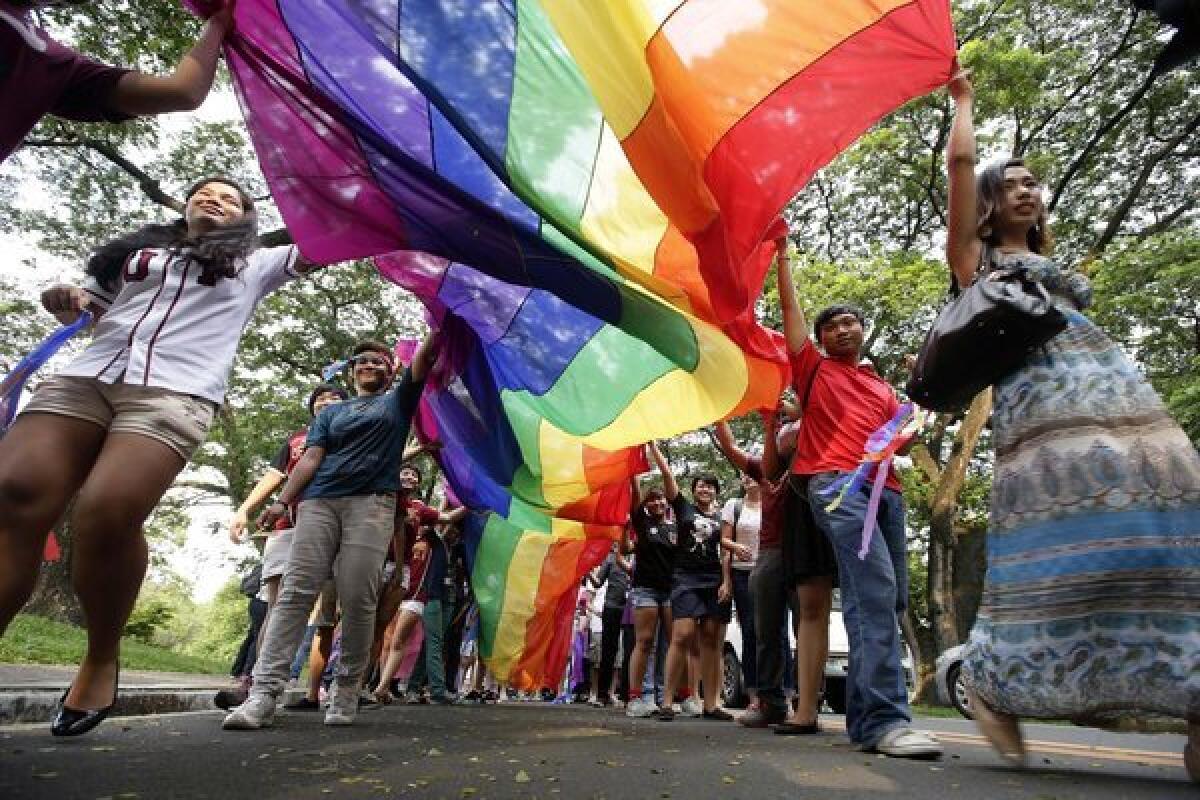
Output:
[251, 493, 395, 697]
[750, 548, 798, 713]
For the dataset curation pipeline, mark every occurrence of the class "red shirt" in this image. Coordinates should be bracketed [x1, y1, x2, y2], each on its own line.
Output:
[789, 340, 903, 492]
[744, 457, 787, 550]
[394, 496, 440, 560]
[1, 2, 132, 162]
[269, 428, 308, 531]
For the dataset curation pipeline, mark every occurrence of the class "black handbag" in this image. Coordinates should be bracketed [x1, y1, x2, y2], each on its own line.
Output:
[906, 266, 1067, 411]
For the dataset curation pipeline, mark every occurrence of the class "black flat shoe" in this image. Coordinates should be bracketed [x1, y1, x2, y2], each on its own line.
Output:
[51, 666, 119, 737]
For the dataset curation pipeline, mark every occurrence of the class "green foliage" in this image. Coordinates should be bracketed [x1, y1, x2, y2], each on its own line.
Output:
[783, 251, 949, 383]
[123, 598, 175, 643]
[0, 277, 53, 373]
[0, 614, 225, 674]
[176, 579, 254, 666]
[1090, 231, 1200, 445]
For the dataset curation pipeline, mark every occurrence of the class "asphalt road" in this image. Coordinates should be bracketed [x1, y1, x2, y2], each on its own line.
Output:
[0, 703, 1192, 799]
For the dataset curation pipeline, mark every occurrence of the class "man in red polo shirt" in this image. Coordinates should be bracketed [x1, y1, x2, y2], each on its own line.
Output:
[777, 237, 941, 760]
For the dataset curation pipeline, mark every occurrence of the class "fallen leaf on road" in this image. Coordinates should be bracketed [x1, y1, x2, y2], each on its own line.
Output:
[427, 748, 443, 756]
[515, 770, 531, 783]
[721, 776, 735, 784]
[461, 789, 477, 796]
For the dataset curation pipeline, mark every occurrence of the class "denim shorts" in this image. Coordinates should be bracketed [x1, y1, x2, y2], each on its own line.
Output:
[629, 586, 670, 608]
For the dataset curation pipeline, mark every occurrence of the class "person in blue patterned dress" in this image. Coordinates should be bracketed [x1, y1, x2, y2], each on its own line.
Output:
[944, 71, 1199, 779]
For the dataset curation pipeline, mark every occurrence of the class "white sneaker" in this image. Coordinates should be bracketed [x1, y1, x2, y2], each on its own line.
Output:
[222, 694, 277, 730]
[872, 727, 943, 759]
[625, 696, 659, 718]
[324, 681, 358, 726]
[681, 696, 703, 717]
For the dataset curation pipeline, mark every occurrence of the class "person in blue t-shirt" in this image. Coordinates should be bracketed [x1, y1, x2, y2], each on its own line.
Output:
[223, 332, 438, 730]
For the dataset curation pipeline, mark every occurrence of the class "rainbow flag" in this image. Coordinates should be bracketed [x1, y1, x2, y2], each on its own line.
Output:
[212, 0, 955, 686]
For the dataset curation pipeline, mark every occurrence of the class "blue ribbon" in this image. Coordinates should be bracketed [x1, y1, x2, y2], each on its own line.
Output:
[0, 312, 93, 435]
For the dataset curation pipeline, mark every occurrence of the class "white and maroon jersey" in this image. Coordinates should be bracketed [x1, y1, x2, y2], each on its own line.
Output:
[61, 245, 301, 403]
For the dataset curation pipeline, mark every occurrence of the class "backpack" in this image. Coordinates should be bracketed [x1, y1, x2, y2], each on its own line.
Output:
[239, 563, 263, 598]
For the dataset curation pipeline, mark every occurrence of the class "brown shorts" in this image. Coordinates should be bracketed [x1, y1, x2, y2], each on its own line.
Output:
[20, 375, 216, 462]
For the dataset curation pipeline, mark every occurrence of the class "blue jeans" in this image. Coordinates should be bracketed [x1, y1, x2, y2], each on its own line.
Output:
[809, 471, 911, 747]
[642, 621, 668, 702]
[290, 624, 317, 680]
[731, 569, 757, 691]
[423, 593, 457, 698]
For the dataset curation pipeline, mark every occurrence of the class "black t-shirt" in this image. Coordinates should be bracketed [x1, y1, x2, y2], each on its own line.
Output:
[630, 505, 676, 592]
[671, 494, 722, 582]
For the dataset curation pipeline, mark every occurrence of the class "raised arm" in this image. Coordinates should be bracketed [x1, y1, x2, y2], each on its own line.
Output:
[409, 329, 441, 383]
[945, 70, 983, 289]
[713, 422, 751, 473]
[647, 441, 678, 502]
[107, 3, 235, 115]
[759, 408, 787, 482]
[776, 240, 808, 355]
[627, 475, 644, 519]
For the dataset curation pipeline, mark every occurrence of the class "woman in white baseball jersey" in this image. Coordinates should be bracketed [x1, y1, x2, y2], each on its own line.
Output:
[0, 176, 313, 736]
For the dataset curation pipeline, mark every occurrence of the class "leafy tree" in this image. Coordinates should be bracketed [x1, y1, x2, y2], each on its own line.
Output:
[1, 1, 1195, 698]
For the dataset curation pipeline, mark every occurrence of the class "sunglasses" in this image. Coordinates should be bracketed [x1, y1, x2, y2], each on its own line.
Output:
[351, 355, 391, 368]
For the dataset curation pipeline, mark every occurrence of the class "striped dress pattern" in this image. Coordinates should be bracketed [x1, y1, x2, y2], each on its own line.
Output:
[962, 249, 1200, 723]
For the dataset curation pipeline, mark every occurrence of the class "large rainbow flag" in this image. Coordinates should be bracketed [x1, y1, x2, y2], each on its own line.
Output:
[210, 0, 955, 686]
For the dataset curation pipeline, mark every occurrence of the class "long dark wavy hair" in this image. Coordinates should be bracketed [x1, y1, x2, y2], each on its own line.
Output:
[86, 176, 259, 293]
[976, 158, 1054, 256]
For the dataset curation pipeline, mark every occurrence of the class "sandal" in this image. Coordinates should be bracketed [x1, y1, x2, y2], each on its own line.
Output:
[774, 720, 820, 735]
[372, 687, 395, 706]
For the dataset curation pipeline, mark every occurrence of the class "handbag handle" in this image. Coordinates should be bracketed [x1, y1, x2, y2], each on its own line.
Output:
[949, 243, 1010, 298]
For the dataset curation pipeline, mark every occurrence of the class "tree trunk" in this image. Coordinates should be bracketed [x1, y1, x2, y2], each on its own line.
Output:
[953, 520, 988, 639]
[904, 605, 938, 704]
[927, 532, 959, 655]
[24, 516, 82, 626]
[910, 389, 994, 704]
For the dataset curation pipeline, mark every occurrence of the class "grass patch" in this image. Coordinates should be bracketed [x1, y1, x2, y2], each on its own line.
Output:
[911, 704, 967, 720]
[0, 614, 226, 675]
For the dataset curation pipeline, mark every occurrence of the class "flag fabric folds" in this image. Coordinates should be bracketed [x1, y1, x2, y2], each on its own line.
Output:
[211, 0, 955, 687]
